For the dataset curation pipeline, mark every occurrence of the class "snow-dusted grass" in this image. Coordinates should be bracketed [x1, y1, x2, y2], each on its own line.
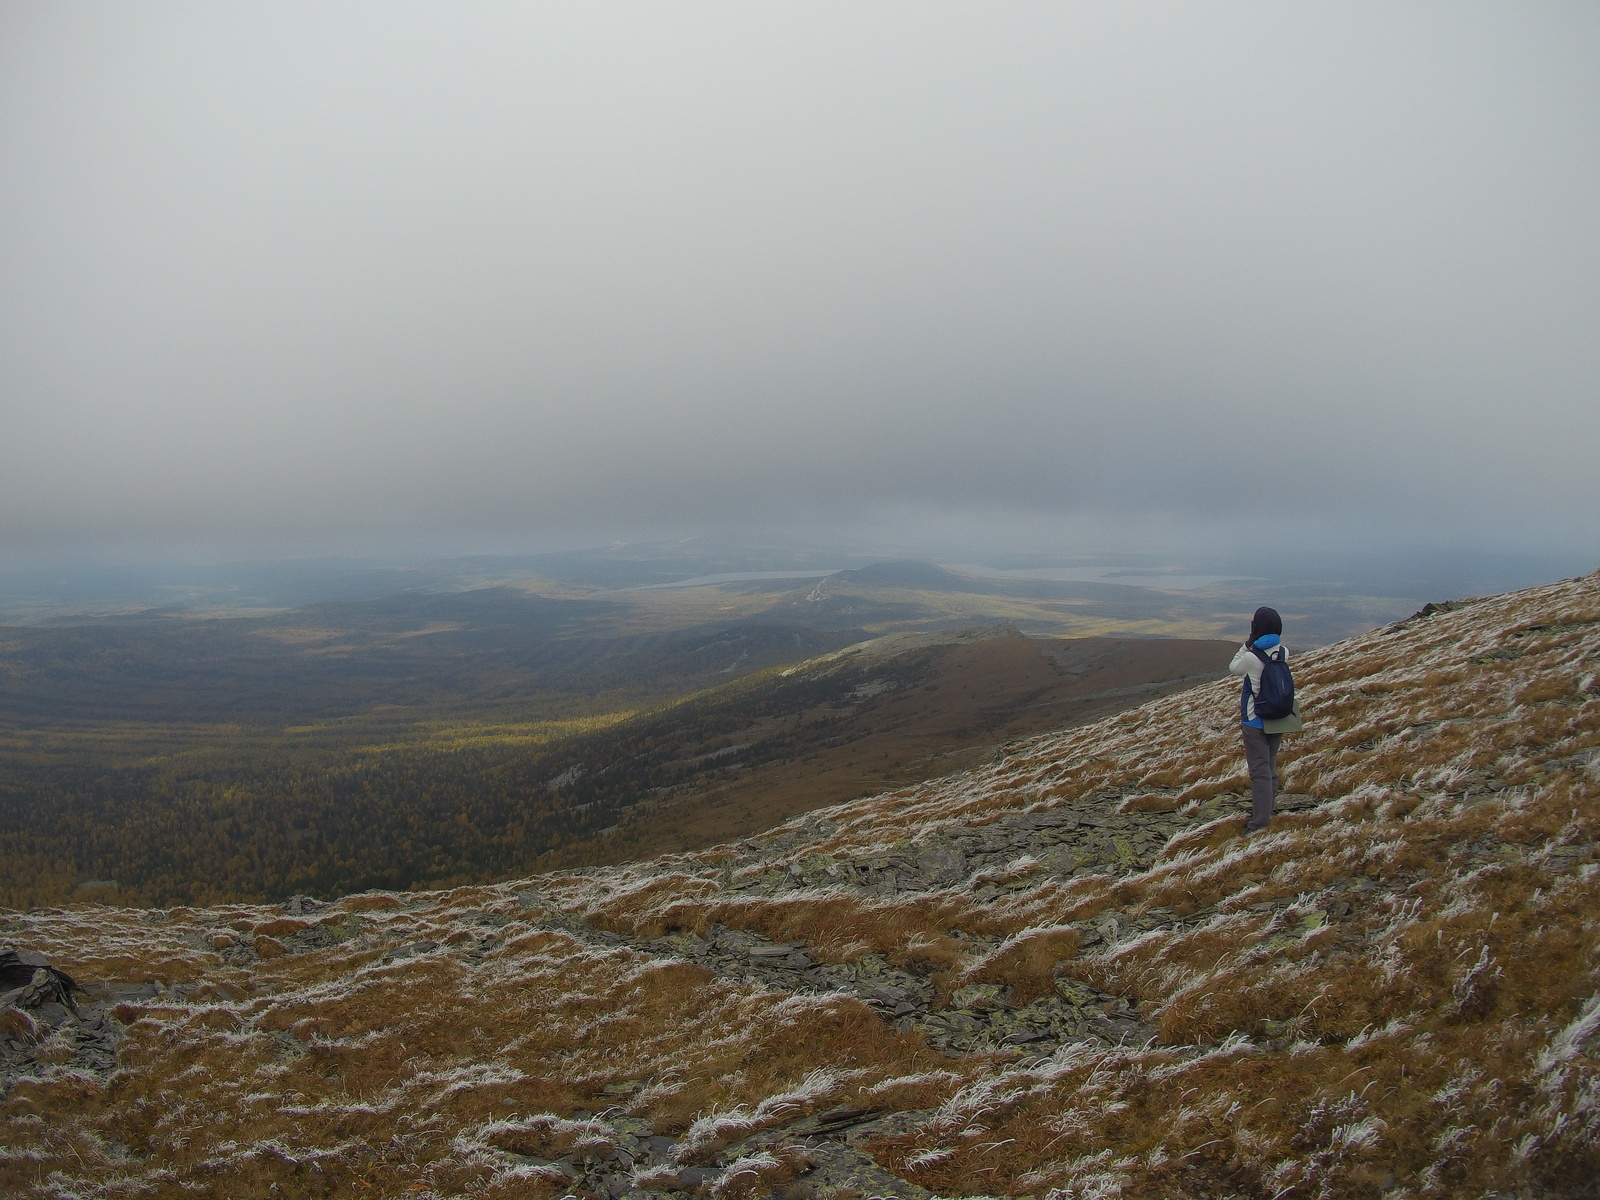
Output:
[3, 571, 1597, 1197]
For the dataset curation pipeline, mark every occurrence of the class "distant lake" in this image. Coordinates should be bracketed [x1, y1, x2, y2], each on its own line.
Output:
[625, 569, 842, 590]
[946, 564, 1257, 592]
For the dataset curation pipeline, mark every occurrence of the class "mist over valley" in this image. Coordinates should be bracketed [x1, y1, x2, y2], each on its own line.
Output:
[2, 4, 1597, 1196]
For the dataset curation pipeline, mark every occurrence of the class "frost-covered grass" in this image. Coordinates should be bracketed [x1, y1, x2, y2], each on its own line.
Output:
[2, 571, 1597, 1198]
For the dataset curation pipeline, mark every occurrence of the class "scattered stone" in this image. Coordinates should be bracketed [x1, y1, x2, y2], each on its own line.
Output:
[916, 845, 967, 887]
[0, 957, 128, 1093]
[283, 916, 362, 953]
[722, 787, 1239, 899]
[0, 949, 83, 1014]
[518, 1103, 939, 1200]
[948, 983, 1009, 1011]
[490, 790, 1204, 1069]
[802, 1138, 934, 1198]
[746, 943, 800, 959]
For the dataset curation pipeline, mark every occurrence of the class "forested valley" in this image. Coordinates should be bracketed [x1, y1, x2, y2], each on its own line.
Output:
[0, 583, 1232, 909]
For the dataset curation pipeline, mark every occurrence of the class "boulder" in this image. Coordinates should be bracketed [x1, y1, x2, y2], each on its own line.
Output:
[0, 951, 82, 1015]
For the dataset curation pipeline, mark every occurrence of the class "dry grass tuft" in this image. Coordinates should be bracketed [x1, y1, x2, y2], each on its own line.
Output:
[1118, 791, 1183, 813]
[250, 917, 309, 939]
[708, 1143, 813, 1198]
[481, 1113, 619, 1159]
[957, 925, 1083, 1005]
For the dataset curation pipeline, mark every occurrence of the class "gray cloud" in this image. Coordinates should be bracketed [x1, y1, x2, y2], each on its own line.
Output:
[2, 2, 1597, 557]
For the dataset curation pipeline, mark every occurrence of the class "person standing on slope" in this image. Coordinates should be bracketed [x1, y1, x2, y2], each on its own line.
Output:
[1230, 606, 1287, 835]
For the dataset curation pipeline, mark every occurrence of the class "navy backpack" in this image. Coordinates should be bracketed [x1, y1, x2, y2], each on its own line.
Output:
[1250, 646, 1296, 720]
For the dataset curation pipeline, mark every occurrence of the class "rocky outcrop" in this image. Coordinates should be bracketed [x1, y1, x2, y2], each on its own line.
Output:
[0, 949, 128, 1094]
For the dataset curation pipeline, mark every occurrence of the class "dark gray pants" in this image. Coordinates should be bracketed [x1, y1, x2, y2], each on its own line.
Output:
[1241, 725, 1283, 832]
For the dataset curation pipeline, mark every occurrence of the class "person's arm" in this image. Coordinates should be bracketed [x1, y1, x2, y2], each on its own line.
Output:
[1228, 643, 1255, 677]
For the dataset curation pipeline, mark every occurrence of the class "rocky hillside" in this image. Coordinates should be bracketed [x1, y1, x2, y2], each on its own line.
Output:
[2, 572, 1597, 1199]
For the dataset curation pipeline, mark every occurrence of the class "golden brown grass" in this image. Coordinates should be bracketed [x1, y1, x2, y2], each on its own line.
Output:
[955, 926, 1083, 1006]
[3, 571, 1597, 1197]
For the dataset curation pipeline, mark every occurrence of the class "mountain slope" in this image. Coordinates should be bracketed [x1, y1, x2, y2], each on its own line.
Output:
[540, 628, 1233, 870]
[0, 625, 1227, 908]
[1, 571, 1597, 1198]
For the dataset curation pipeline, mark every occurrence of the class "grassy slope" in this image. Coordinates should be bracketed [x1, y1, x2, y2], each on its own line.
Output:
[2, 572, 1597, 1198]
[548, 633, 1233, 870]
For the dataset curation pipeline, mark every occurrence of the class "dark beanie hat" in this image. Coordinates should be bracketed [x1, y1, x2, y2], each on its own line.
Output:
[1250, 606, 1283, 642]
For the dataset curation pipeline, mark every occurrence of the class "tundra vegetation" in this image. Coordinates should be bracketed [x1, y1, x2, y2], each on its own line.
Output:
[1, 572, 1596, 1197]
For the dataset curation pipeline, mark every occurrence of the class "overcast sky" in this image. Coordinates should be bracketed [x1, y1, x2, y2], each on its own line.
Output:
[2, 2, 1597, 564]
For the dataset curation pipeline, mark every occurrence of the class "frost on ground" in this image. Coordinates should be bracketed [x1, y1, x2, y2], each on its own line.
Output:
[1, 571, 1598, 1198]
